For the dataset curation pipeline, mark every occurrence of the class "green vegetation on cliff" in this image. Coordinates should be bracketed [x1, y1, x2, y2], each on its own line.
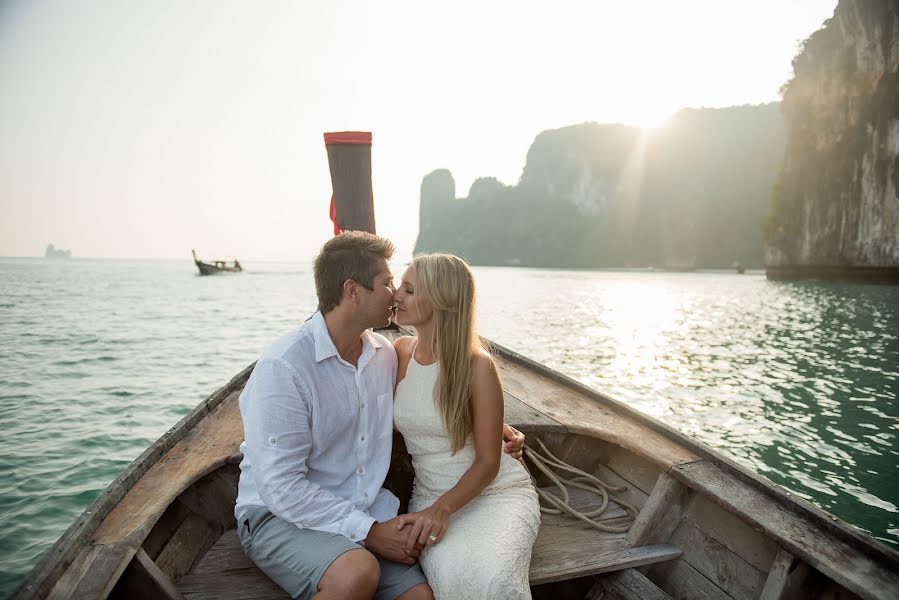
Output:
[415, 104, 784, 268]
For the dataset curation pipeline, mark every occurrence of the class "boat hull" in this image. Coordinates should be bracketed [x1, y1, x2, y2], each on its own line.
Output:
[13, 332, 899, 600]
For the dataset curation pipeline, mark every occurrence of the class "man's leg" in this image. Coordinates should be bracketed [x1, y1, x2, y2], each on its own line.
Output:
[315, 549, 379, 599]
[374, 556, 431, 600]
[395, 583, 435, 600]
[239, 506, 378, 600]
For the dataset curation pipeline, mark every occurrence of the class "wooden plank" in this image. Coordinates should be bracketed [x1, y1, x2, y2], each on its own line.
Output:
[529, 517, 680, 586]
[176, 466, 240, 532]
[651, 558, 733, 600]
[189, 530, 252, 576]
[143, 500, 192, 561]
[47, 542, 136, 600]
[599, 568, 672, 600]
[603, 444, 664, 496]
[179, 568, 289, 600]
[668, 521, 766, 600]
[627, 473, 689, 546]
[112, 548, 185, 600]
[93, 392, 244, 545]
[504, 390, 565, 431]
[684, 493, 780, 573]
[154, 511, 219, 582]
[493, 352, 699, 471]
[759, 549, 797, 600]
[594, 462, 650, 512]
[671, 460, 899, 600]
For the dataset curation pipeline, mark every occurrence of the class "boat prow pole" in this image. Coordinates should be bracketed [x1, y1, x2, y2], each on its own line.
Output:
[324, 131, 376, 235]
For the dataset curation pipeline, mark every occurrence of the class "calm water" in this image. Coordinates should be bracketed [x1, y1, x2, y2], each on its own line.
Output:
[1, 258, 897, 595]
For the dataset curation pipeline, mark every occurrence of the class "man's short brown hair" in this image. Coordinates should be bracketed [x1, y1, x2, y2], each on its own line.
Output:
[313, 231, 395, 313]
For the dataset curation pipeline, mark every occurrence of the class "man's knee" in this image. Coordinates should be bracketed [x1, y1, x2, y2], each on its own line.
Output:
[397, 582, 435, 600]
[317, 548, 379, 598]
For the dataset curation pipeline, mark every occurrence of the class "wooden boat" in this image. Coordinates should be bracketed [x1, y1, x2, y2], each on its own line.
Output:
[15, 133, 899, 599]
[192, 250, 243, 276]
[12, 330, 899, 600]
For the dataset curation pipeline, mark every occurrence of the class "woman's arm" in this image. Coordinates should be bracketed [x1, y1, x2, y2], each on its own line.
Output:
[393, 335, 415, 392]
[398, 353, 504, 551]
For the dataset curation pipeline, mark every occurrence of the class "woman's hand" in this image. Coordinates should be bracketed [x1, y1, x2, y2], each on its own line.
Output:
[503, 424, 525, 460]
[396, 503, 451, 552]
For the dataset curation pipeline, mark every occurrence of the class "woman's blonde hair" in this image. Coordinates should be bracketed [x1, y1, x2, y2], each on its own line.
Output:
[412, 253, 485, 453]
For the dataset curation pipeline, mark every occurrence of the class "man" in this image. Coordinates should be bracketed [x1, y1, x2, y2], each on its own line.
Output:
[235, 232, 525, 600]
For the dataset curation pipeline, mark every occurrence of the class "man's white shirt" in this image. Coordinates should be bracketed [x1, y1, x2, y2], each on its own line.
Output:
[235, 311, 398, 543]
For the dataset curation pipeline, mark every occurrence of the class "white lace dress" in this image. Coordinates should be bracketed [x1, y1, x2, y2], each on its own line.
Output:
[393, 352, 540, 600]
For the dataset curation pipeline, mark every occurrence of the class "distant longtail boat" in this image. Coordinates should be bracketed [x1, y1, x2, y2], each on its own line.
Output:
[191, 249, 243, 275]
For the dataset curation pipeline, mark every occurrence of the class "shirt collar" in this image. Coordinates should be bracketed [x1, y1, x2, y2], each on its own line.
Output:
[311, 311, 383, 364]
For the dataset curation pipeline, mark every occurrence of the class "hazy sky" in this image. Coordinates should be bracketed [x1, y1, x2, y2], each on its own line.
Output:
[0, 0, 837, 261]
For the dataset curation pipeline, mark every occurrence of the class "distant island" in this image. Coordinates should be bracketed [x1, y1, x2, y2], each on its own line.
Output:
[45, 244, 71, 259]
[414, 104, 784, 269]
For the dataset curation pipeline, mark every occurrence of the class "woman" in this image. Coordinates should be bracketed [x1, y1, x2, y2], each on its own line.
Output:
[392, 253, 540, 599]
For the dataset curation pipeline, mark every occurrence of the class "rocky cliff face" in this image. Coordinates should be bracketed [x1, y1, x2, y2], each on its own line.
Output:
[765, 0, 898, 275]
[415, 105, 784, 269]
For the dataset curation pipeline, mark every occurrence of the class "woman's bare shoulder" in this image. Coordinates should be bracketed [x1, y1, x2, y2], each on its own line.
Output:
[393, 334, 416, 357]
[472, 350, 498, 381]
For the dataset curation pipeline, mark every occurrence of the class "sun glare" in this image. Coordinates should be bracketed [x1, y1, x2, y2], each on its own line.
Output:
[636, 109, 675, 132]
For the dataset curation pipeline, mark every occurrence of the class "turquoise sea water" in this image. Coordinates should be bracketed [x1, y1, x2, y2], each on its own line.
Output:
[1, 258, 897, 596]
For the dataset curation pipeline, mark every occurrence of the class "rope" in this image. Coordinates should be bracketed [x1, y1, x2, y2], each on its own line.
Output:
[522, 437, 637, 533]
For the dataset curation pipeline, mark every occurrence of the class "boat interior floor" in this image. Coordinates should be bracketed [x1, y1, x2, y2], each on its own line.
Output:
[177, 486, 681, 600]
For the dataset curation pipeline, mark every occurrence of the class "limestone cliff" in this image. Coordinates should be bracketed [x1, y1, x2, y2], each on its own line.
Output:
[765, 0, 898, 281]
[415, 105, 784, 268]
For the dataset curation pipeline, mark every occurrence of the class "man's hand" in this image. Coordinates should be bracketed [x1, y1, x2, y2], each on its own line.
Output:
[365, 518, 421, 565]
[503, 424, 525, 460]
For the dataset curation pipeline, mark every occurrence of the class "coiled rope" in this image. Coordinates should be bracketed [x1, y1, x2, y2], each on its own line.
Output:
[522, 437, 637, 533]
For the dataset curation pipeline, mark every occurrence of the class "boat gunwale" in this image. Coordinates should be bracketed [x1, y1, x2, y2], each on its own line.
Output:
[486, 339, 899, 572]
[11, 362, 256, 600]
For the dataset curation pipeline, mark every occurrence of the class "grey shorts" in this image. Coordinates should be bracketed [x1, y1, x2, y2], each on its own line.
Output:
[238, 506, 427, 600]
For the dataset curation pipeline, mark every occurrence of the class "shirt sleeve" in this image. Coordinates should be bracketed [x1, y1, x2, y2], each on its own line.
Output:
[241, 358, 376, 541]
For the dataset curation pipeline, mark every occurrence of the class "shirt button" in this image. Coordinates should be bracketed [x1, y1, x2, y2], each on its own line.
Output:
[357, 467, 364, 474]
[351, 533, 356, 540]
[361, 403, 365, 409]
[361, 435, 365, 441]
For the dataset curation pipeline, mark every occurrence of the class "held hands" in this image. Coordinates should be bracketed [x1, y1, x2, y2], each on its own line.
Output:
[366, 518, 420, 565]
[503, 424, 525, 460]
[396, 503, 451, 553]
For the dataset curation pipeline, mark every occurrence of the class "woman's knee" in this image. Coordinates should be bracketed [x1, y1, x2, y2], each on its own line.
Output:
[317, 548, 379, 598]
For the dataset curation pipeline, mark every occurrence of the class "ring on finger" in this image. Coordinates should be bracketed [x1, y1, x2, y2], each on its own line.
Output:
[428, 534, 438, 542]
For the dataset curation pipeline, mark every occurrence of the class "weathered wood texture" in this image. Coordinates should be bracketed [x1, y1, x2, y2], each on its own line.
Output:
[597, 568, 673, 600]
[683, 493, 780, 574]
[93, 394, 243, 544]
[44, 392, 244, 598]
[626, 473, 689, 547]
[652, 558, 735, 600]
[759, 549, 797, 600]
[11, 363, 255, 599]
[110, 549, 184, 600]
[670, 460, 899, 600]
[494, 354, 699, 470]
[666, 521, 766, 600]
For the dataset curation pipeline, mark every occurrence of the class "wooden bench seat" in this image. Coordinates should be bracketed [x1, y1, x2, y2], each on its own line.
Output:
[178, 489, 681, 599]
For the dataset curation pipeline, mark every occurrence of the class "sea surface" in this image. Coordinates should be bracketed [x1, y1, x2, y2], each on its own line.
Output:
[1, 258, 897, 596]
